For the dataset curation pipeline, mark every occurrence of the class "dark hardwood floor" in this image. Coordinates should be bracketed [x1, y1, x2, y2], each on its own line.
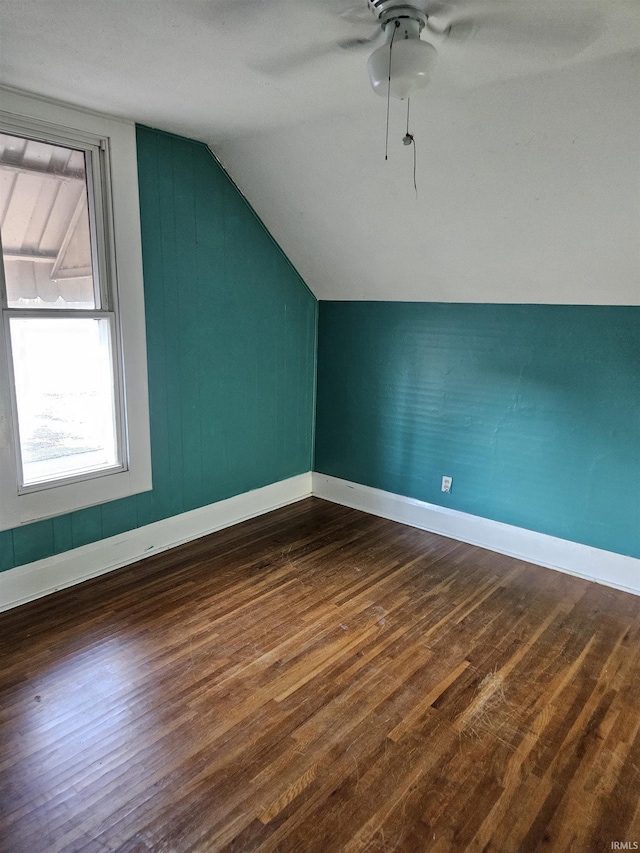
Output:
[1, 497, 639, 852]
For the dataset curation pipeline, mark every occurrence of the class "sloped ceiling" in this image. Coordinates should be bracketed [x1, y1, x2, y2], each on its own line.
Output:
[0, 0, 638, 304]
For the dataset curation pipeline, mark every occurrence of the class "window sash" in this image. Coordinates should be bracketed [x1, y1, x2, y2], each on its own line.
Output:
[3, 310, 128, 493]
[0, 118, 114, 313]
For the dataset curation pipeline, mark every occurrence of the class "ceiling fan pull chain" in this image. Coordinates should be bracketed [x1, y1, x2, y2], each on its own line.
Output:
[384, 20, 400, 161]
[412, 134, 418, 197]
[402, 98, 417, 197]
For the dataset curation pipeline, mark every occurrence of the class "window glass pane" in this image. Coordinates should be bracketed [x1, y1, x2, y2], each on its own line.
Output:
[0, 133, 97, 309]
[9, 317, 120, 487]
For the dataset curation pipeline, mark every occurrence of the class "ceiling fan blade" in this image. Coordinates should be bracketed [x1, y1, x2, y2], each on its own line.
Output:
[441, 17, 476, 43]
[443, 6, 605, 61]
[340, 5, 374, 26]
[339, 28, 386, 51]
[251, 42, 339, 77]
[424, 1, 458, 18]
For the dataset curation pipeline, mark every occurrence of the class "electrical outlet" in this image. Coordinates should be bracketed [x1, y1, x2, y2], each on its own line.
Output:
[441, 476, 452, 493]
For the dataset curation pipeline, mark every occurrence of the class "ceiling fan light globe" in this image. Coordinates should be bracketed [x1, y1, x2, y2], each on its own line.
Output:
[368, 38, 437, 99]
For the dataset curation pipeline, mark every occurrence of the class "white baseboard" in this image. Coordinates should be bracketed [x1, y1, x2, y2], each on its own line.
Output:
[3, 470, 638, 612]
[312, 473, 640, 597]
[0, 473, 312, 612]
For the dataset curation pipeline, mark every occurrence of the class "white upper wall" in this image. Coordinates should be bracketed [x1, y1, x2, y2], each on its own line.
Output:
[217, 49, 640, 303]
[0, 0, 638, 304]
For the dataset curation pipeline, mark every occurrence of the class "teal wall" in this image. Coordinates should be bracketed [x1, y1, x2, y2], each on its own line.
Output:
[315, 302, 640, 559]
[0, 126, 317, 571]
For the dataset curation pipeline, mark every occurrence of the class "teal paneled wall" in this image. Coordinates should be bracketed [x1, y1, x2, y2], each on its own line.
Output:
[0, 127, 317, 571]
[315, 303, 640, 558]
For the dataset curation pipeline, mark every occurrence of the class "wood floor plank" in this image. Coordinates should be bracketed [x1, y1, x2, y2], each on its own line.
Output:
[1, 497, 639, 852]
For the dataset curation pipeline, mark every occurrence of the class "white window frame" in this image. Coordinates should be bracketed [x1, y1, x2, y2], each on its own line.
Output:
[0, 88, 152, 530]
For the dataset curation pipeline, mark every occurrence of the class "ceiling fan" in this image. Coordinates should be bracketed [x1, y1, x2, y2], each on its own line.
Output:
[212, 0, 605, 93]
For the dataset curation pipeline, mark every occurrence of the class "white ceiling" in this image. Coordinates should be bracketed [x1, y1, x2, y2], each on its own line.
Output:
[0, 0, 638, 304]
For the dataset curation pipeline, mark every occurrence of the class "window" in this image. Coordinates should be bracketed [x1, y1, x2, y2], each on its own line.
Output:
[0, 90, 151, 530]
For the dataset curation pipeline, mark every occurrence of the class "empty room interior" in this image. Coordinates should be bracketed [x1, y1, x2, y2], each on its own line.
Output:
[0, 1, 639, 851]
